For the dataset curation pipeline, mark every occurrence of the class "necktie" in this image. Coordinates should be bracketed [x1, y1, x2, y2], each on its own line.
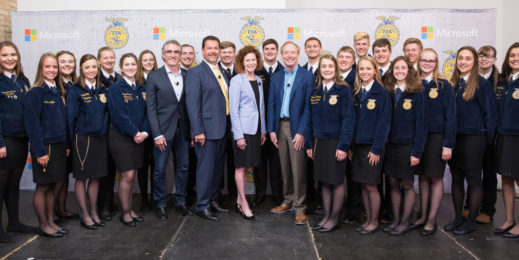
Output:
[379, 69, 384, 76]
[421, 79, 427, 86]
[226, 68, 232, 78]
[324, 85, 328, 94]
[309, 66, 313, 73]
[131, 84, 136, 91]
[460, 78, 466, 86]
[361, 88, 367, 102]
[108, 75, 114, 83]
[10, 74, 15, 83]
[213, 66, 229, 115]
[268, 67, 273, 77]
[50, 87, 59, 96]
[395, 88, 402, 101]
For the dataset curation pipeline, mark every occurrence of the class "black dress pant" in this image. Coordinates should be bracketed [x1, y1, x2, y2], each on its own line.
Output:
[254, 138, 283, 204]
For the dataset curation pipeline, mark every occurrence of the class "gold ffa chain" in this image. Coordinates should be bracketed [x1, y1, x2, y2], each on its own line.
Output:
[75, 135, 90, 171]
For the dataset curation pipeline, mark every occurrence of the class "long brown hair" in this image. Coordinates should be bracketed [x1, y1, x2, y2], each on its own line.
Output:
[315, 54, 347, 88]
[76, 54, 100, 90]
[353, 56, 382, 95]
[501, 42, 519, 83]
[450, 46, 479, 101]
[33, 53, 65, 97]
[56, 50, 77, 83]
[136, 50, 157, 85]
[417, 48, 447, 89]
[384, 56, 422, 94]
[0, 41, 29, 83]
[478, 46, 499, 93]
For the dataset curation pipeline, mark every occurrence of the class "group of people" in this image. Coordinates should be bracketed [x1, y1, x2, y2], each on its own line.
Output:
[0, 30, 518, 241]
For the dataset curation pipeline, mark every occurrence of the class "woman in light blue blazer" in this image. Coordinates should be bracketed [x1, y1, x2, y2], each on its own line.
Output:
[229, 46, 266, 221]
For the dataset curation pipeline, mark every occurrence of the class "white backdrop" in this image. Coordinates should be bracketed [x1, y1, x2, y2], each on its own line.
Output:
[11, 8, 496, 191]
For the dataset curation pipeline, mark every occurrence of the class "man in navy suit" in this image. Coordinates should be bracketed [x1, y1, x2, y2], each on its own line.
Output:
[254, 39, 284, 206]
[186, 35, 230, 221]
[268, 41, 314, 225]
[146, 40, 191, 220]
[302, 37, 322, 77]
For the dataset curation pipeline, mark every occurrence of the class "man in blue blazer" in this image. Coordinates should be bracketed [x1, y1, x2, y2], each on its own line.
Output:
[146, 40, 191, 221]
[267, 41, 314, 225]
[186, 35, 230, 221]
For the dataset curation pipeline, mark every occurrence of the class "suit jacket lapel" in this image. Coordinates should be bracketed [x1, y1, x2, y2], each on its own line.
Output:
[159, 67, 178, 102]
[290, 68, 303, 100]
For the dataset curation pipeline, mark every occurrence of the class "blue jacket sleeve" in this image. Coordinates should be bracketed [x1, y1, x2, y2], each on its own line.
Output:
[479, 80, 497, 144]
[185, 68, 204, 138]
[442, 81, 457, 149]
[107, 85, 139, 137]
[267, 76, 277, 133]
[338, 87, 355, 152]
[66, 87, 80, 144]
[411, 91, 428, 158]
[229, 76, 244, 140]
[370, 90, 391, 155]
[305, 91, 314, 150]
[297, 73, 314, 138]
[24, 89, 47, 157]
[0, 118, 4, 148]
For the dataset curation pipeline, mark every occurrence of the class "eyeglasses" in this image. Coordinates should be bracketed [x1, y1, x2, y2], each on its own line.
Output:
[419, 59, 436, 64]
[479, 54, 495, 59]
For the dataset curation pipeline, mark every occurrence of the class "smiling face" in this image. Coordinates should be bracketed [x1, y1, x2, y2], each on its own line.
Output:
[419, 51, 437, 77]
[281, 43, 300, 70]
[243, 52, 257, 74]
[220, 47, 236, 67]
[337, 51, 354, 73]
[82, 58, 98, 83]
[509, 47, 519, 74]
[58, 53, 75, 78]
[373, 45, 391, 67]
[457, 49, 475, 77]
[263, 43, 278, 64]
[42, 56, 59, 83]
[180, 46, 195, 67]
[478, 50, 496, 71]
[99, 50, 115, 73]
[120, 56, 137, 79]
[404, 43, 421, 64]
[162, 43, 180, 70]
[393, 60, 409, 84]
[202, 40, 220, 65]
[0, 46, 18, 73]
[354, 39, 370, 57]
[304, 39, 322, 60]
[320, 58, 335, 83]
[358, 59, 375, 84]
[141, 53, 155, 73]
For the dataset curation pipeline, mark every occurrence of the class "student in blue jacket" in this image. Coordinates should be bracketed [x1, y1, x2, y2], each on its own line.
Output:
[107, 53, 149, 227]
[24, 53, 69, 238]
[54, 50, 78, 221]
[135, 50, 157, 213]
[350, 56, 391, 235]
[0, 41, 35, 242]
[445, 46, 497, 235]
[413, 48, 456, 236]
[494, 42, 519, 238]
[306, 54, 355, 233]
[67, 54, 110, 230]
[382, 56, 427, 236]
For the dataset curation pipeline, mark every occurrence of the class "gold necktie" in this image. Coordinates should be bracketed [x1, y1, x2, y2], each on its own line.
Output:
[212, 66, 229, 115]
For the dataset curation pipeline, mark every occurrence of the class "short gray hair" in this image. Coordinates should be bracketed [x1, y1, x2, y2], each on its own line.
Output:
[162, 40, 181, 53]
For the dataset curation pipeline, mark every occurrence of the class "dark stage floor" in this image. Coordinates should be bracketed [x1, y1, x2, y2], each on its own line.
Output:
[0, 191, 518, 259]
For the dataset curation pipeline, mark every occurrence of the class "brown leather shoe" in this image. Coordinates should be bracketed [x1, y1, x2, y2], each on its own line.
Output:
[462, 209, 469, 219]
[476, 213, 491, 224]
[270, 203, 292, 214]
[295, 213, 307, 225]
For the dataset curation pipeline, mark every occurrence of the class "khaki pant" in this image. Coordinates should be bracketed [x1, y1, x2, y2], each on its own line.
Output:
[278, 120, 307, 214]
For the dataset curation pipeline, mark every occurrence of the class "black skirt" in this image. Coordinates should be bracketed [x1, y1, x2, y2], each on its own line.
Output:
[233, 133, 262, 168]
[384, 143, 415, 180]
[449, 134, 486, 171]
[313, 139, 346, 185]
[0, 137, 28, 170]
[108, 128, 144, 172]
[73, 135, 108, 180]
[496, 135, 519, 178]
[416, 133, 447, 178]
[351, 144, 385, 185]
[31, 142, 67, 184]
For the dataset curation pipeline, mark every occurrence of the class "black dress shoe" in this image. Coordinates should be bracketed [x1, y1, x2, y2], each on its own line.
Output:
[503, 231, 519, 238]
[6, 223, 37, 234]
[390, 225, 412, 236]
[80, 217, 97, 230]
[383, 225, 396, 233]
[156, 207, 168, 221]
[196, 209, 218, 221]
[311, 224, 323, 230]
[94, 220, 105, 227]
[444, 221, 462, 232]
[254, 196, 265, 206]
[36, 228, 63, 238]
[453, 223, 476, 235]
[420, 225, 437, 236]
[360, 226, 379, 235]
[493, 222, 516, 235]
[132, 216, 145, 223]
[354, 226, 365, 232]
[410, 222, 425, 229]
[317, 224, 339, 233]
[120, 216, 136, 227]
[57, 229, 69, 235]
[100, 212, 112, 222]
[176, 205, 193, 216]
[211, 201, 229, 213]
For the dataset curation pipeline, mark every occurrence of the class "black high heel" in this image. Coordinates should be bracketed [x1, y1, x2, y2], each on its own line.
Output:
[80, 217, 97, 230]
[494, 221, 516, 235]
[237, 203, 255, 221]
[120, 216, 136, 227]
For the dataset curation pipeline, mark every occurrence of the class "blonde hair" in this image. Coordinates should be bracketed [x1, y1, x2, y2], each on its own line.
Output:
[353, 56, 382, 95]
[417, 48, 447, 88]
[280, 41, 300, 54]
[353, 32, 370, 42]
[33, 53, 65, 97]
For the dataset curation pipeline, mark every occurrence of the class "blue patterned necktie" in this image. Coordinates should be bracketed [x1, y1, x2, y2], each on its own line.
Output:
[395, 88, 402, 101]
[361, 88, 367, 102]
[422, 79, 427, 86]
[268, 67, 273, 77]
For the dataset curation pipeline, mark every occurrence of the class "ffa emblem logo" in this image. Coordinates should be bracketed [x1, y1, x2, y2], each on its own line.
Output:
[429, 88, 438, 99]
[99, 93, 107, 103]
[367, 99, 376, 110]
[239, 16, 265, 48]
[142, 92, 146, 101]
[513, 89, 519, 100]
[329, 95, 338, 105]
[442, 50, 457, 80]
[403, 99, 412, 110]
[104, 18, 129, 49]
[375, 16, 400, 47]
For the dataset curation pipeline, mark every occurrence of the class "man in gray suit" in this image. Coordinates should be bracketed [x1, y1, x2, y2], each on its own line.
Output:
[146, 40, 191, 220]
